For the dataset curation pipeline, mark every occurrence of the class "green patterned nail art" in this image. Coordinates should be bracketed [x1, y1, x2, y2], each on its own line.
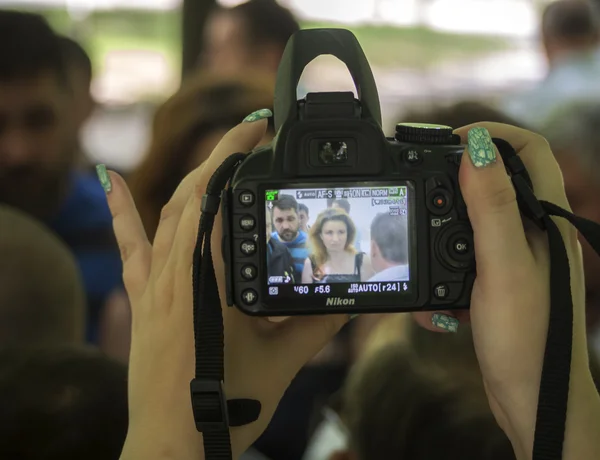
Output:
[431, 313, 459, 333]
[467, 127, 497, 168]
[243, 108, 273, 123]
[95, 164, 112, 194]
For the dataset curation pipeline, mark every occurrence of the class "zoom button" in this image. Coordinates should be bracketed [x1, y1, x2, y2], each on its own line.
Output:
[241, 265, 257, 280]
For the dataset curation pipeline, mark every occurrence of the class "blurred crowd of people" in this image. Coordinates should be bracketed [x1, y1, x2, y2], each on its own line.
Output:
[0, 0, 599, 459]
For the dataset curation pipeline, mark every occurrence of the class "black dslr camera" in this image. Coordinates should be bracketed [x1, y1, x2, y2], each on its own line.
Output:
[223, 28, 476, 316]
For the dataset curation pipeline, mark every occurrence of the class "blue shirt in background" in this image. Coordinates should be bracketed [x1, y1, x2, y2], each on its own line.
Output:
[502, 50, 600, 129]
[49, 171, 123, 344]
[272, 230, 308, 281]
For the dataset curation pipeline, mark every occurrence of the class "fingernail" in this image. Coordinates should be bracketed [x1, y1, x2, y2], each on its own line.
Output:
[431, 313, 459, 333]
[267, 316, 289, 323]
[95, 164, 112, 194]
[467, 127, 497, 168]
[243, 108, 273, 123]
[349, 314, 360, 321]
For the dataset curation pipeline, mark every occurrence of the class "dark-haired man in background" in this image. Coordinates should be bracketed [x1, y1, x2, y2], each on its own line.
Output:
[503, 0, 600, 128]
[201, 0, 300, 85]
[58, 35, 96, 171]
[0, 11, 122, 343]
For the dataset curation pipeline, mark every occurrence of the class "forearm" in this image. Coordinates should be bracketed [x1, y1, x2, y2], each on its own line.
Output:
[120, 419, 206, 460]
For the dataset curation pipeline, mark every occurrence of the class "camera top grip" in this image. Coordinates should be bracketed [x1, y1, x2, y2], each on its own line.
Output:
[274, 28, 382, 131]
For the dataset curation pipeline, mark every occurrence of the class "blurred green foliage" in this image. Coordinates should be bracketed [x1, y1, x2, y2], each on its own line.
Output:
[32, 8, 513, 75]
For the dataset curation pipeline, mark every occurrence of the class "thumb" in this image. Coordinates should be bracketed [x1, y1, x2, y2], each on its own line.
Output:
[457, 126, 532, 281]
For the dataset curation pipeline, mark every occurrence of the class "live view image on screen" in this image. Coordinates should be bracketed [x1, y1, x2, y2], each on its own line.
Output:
[264, 185, 411, 293]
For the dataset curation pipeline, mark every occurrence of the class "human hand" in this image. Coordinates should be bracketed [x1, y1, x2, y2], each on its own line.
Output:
[101, 112, 349, 460]
[413, 123, 599, 459]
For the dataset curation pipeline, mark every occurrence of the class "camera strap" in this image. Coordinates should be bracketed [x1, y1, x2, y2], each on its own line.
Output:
[190, 144, 600, 460]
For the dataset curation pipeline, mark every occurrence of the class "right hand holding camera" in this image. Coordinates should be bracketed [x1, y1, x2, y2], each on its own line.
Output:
[413, 122, 598, 460]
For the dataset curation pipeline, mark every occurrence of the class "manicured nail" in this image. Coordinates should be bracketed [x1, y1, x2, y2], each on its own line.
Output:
[431, 313, 459, 333]
[243, 108, 272, 123]
[95, 164, 112, 194]
[467, 127, 497, 168]
[349, 314, 360, 321]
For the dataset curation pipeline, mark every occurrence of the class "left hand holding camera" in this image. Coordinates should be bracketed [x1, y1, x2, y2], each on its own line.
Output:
[103, 113, 349, 460]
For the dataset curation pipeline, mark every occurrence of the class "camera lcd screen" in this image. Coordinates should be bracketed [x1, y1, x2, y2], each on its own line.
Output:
[263, 183, 414, 300]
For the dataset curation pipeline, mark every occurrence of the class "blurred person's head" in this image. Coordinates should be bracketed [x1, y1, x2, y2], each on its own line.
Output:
[331, 198, 351, 214]
[128, 72, 274, 241]
[266, 207, 273, 239]
[360, 311, 481, 380]
[272, 194, 300, 242]
[0, 204, 85, 347]
[540, 101, 600, 322]
[0, 345, 128, 460]
[298, 202, 309, 232]
[309, 208, 356, 266]
[370, 213, 408, 274]
[0, 11, 77, 221]
[202, 0, 300, 79]
[331, 342, 515, 460]
[400, 100, 527, 131]
[541, 0, 600, 68]
[58, 36, 95, 131]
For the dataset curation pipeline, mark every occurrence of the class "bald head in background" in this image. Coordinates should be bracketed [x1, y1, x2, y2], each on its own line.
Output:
[0, 205, 85, 346]
[542, 0, 600, 67]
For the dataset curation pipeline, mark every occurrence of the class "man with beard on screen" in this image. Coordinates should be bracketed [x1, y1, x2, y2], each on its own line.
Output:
[0, 11, 122, 344]
[270, 194, 308, 281]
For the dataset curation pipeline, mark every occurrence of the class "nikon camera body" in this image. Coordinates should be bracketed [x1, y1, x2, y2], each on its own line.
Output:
[222, 28, 476, 316]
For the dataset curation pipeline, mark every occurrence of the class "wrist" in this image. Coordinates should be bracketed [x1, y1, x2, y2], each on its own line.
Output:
[486, 361, 600, 460]
[121, 428, 205, 460]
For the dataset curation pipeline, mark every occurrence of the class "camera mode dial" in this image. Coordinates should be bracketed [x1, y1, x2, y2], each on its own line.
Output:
[395, 123, 458, 145]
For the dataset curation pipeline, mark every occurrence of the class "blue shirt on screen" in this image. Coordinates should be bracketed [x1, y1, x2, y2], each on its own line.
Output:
[272, 230, 308, 281]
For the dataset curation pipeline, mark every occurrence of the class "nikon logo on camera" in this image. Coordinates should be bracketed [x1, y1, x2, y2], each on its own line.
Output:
[326, 297, 356, 306]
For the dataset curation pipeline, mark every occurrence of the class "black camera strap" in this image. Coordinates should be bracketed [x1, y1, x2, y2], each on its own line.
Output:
[190, 143, 600, 460]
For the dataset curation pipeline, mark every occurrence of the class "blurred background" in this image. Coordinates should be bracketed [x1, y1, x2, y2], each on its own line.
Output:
[1, 0, 553, 171]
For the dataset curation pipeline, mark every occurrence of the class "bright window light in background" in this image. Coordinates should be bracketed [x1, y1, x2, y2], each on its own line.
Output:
[0, 0, 181, 8]
[218, 0, 546, 38]
[297, 55, 357, 97]
[217, 0, 249, 6]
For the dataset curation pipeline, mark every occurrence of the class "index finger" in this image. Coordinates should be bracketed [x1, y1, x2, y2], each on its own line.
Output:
[101, 168, 152, 301]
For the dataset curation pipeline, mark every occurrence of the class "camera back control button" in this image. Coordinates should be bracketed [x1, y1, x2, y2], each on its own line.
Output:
[405, 149, 422, 164]
[240, 240, 257, 255]
[239, 191, 254, 206]
[242, 289, 258, 305]
[241, 265, 257, 280]
[432, 194, 446, 208]
[240, 215, 255, 231]
[452, 238, 469, 255]
[433, 284, 450, 300]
